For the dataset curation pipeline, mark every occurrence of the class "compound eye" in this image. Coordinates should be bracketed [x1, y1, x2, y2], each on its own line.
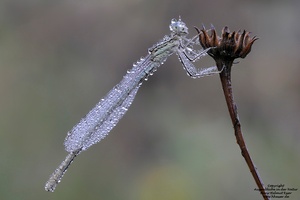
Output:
[169, 18, 178, 32]
[169, 18, 188, 35]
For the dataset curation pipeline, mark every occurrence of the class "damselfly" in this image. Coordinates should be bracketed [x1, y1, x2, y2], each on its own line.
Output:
[45, 17, 222, 192]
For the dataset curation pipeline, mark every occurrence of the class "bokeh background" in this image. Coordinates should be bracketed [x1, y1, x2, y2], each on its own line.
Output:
[1, 0, 299, 199]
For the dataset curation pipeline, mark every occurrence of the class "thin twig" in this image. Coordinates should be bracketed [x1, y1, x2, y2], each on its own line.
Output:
[216, 60, 270, 200]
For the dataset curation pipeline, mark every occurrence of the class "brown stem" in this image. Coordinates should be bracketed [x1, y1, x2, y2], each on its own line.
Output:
[216, 60, 270, 200]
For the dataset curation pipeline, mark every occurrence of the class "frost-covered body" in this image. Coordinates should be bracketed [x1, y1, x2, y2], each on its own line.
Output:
[45, 18, 221, 192]
[64, 18, 219, 153]
[64, 33, 180, 153]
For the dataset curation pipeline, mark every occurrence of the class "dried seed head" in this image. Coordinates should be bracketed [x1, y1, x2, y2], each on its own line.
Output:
[195, 25, 258, 61]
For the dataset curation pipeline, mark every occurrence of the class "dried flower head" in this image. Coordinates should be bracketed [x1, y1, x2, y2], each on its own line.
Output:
[195, 26, 258, 61]
[194, 25, 269, 200]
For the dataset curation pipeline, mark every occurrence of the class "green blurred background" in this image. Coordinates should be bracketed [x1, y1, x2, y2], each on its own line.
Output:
[1, 0, 299, 199]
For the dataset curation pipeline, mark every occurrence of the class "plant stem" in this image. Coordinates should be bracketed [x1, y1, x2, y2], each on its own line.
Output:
[216, 60, 270, 200]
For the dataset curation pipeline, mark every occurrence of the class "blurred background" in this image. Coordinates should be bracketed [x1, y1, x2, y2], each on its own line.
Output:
[0, 0, 299, 199]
